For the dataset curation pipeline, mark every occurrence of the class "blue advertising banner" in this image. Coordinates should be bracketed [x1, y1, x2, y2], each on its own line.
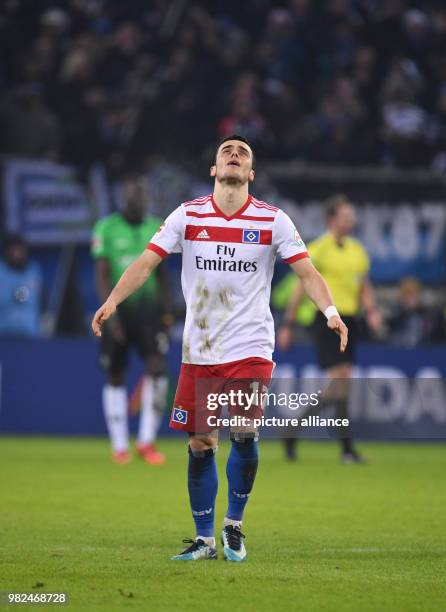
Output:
[0, 339, 445, 438]
[3, 159, 109, 245]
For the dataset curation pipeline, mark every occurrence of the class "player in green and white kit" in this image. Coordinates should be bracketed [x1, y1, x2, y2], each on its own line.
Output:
[92, 175, 172, 464]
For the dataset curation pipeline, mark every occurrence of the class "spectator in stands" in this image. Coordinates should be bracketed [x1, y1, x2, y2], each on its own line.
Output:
[1, 0, 446, 169]
[0, 84, 60, 160]
[387, 278, 445, 346]
[0, 235, 43, 338]
[431, 84, 446, 172]
[219, 99, 268, 148]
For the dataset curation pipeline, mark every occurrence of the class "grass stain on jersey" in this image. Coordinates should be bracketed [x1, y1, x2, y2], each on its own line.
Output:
[195, 317, 209, 330]
[182, 341, 191, 362]
[218, 288, 233, 309]
[199, 335, 212, 353]
[194, 281, 211, 315]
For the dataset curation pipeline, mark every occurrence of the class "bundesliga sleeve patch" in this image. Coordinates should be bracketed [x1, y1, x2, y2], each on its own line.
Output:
[242, 229, 260, 244]
[172, 407, 188, 424]
[294, 229, 304, 247]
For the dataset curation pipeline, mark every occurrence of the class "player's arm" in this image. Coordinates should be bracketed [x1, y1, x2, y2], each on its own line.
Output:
[284, 280, 305, 325]
[276, 280, 305, 350]
[360, 277, 382, 333]
[289, 257, 348, 352]
[94, 257, 127, 343]
[92, 249, 162, 337]
[91, 220, 127, 341]
[156, 263, 174, 328]
[95, 257, 112, 304]
[283, 280, 305, 325]
[91, 220, 113, 304]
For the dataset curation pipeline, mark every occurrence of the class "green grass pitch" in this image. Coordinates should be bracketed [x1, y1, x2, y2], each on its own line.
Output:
[1, 438, 445, 611]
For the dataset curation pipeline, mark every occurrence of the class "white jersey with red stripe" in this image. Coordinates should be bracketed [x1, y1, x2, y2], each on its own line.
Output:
[147, 194, 308, 365]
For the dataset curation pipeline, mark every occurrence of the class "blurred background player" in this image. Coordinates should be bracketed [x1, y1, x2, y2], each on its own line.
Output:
[278, 194, 382, 463]
[387, 277, 446, 347]
[0, 235, 43, 338]
[91, 174, 172, 465]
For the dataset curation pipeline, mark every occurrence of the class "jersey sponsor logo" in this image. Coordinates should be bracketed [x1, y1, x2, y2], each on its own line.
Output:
[156, 222, 166, 234]
[242, 229, 260, 244]
[195, 256, 258, 272]
[172, 407, 188, 424]
[196, 229, 210, 239]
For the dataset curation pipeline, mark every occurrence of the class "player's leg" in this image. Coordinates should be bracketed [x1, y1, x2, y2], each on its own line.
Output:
[134, 322, 169, 464]
[326, 362, 365, 463]
[222, 430, 258, 562]
[169, 363, 219, 560]
[283, 436, 298, 461]
[314, 312, 364, 462]
[136, 355, 168, 465]
[222, 357, 274, 562]
[99, 324, 130, 463]
[171, 431, 219, 560]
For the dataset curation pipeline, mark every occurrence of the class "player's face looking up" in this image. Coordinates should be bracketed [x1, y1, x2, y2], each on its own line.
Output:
[121, 177, 148, 223]
[210, 140, 255, 186]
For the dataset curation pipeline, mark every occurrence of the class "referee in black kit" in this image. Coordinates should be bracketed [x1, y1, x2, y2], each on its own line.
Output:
[278, 194, 383, 463]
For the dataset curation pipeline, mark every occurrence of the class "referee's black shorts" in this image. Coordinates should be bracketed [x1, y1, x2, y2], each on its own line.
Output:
[313, 311, 358, 369]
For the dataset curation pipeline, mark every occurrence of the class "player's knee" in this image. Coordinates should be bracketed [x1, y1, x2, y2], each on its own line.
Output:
[230, 436, 258, 461]
[146, 366, 167, 378]
[145, 357, 167, 378]
[341, 364, 352, 378]
[230, 431, 259, 443]
[329, 364, 352, 379]
[189, 434, 218, 453]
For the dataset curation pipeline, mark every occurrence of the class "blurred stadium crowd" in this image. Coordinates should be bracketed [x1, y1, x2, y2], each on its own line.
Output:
[0, 0, 445, 345]
[2, 0, 446, 174]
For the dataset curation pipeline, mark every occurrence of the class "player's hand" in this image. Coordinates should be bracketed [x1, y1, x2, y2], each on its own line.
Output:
[162, 313, 175, 329]
[277, 324, 293, 351]
[92, 298, 117, 337]
[327, 316, 348, 352]
[366, 308, 383, 334]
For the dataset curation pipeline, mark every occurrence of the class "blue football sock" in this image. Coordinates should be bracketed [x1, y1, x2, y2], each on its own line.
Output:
[188, 446, 218, 538]
[226, 438, 259, 522]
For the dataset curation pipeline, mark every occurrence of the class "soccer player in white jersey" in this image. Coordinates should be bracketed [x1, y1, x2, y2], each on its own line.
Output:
[92, 135, 348, 562]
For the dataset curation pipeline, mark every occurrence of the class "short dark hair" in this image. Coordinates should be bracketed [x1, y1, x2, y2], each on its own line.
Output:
[214, 134, 255, 169]
[325, 194, 352, 220]
[3, 233, 26, 252]
[120, 171, 146, 185]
